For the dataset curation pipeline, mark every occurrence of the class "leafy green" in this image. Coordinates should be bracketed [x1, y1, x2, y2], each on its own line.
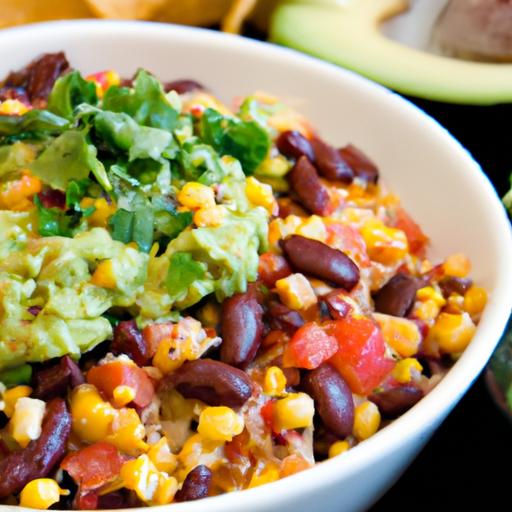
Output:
[109, 208, 135, 244]
[152, 196, 193, 240]
[165, 252, 206, 299]
[66, 178, 92, 210]
[0, 142, 36, 179]
[30, 130, 111, 191]
[108, 206, 154, 252]
[0, 110, 69, 140]
[34, 195, 78, 237]
[199, 108, 270, 175]
[0, 364, 32, 387]
[179, 142, 225, 185]
[47, 71, 98, 120]
[103, 70, 178, 132]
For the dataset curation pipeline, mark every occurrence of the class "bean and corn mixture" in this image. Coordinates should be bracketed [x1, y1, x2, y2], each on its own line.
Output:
[0, 53, 487, 509]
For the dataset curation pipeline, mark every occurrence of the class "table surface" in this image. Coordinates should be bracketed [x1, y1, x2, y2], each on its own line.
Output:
[371, 97, 511, 511]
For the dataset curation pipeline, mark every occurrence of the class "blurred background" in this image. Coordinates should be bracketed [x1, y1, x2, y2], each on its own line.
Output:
[1, 0, 511, 509]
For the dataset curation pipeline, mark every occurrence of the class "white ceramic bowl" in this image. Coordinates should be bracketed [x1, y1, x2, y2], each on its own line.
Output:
[1, 20, 511, 512]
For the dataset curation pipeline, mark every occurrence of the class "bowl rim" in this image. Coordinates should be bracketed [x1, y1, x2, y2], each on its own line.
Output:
[1, 19, 511, 512]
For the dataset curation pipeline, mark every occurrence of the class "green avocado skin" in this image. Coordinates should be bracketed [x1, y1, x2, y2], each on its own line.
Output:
[269, 1, 512, 106]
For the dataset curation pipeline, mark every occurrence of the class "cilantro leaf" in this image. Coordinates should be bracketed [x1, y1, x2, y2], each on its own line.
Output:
[0, 364, 32, 387]
[65, 178, 92, 209]
[108, 206, 154, 252]
[47, 71, 98, 120]
[103, 70, 178, 132]
[34, 195, 78, 237]
[109, 209, 135, 244]
[166, 252, 206, 298]
[0, 110, 69, 140]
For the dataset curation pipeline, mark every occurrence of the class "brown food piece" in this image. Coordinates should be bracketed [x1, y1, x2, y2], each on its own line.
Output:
[0, 86, 30, 103]
[303, 364, 354, 438]
[373, 273, 419, 317]
[310, 136, 354, 184]
[288, 156, 331, 216]
[338, 144, 379, 184]
[369, 385, 424, 418]
[175, 465, 212, 502]
[0, 398, 71, 497]
[276, 130, 315, 162]
[281, 235, 360, 291]
[221, 285, 264, 368]
[33, 356, 84, 400]
[322, 290, 353, 320]
[163, 79, 204, 94]
[112, 320, 151, 366]
[267, 300, 305, 335]
[165, 359, 252, 408]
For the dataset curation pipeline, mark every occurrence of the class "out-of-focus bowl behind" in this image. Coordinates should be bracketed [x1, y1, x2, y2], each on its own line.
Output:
[0, 20, 511, 512]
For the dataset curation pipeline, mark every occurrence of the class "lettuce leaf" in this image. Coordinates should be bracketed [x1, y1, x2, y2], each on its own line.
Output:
[0, 110, 69, 140]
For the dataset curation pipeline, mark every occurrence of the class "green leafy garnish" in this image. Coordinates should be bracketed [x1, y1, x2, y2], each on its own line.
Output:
[30, 130, 111, 191]
[34, 195, 78, 237]
[200, 108, 270, 175]
[108, 206, 154, 252]
[0, 142, 36, 179]
[166, 252, 206, 298]
[47, 71, 98, 120]
[65, 178, 92, 210]
[0, 364, 32, 387]
[0, 110, 69, 139]
[109, 208, 134, 244]
[103, 70, 178, 132]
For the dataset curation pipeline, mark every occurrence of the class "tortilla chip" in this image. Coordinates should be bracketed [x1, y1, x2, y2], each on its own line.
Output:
[85, 0, 168, 19]
[153, 0, 232, 26]
[221, 0, 257, 33]
[0, 0, 93, 28]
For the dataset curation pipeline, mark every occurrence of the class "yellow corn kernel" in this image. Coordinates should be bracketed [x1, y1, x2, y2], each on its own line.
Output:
[296, 215, 327, 242]
[353, 401, 381, 441]
[154, 473, 178, 505]
[152, 338, 181, 375]
[112, 385, 136, 407]
[91, 259, 116, 289]
[198, 406, 244, 442]
[198, 301, 220, 327]
[360, 218, 408, 265]
[413, 299, 441, 323]
[427, 312, 476, 354]
[107, 407, 148, 455]
[443, 253, 471, 278]
[178, 182, 215, 210]
[148, 437, 178, 474]
[392, 358, 423, 384]
[374, 314, 422, 358]
[445, 293, 464, 314]
[263, 366, 287, 397]
[2, 385, 32, 418]
[70, 384, 117, 443]
[416, 286, 446, 307]
[248, 464, 280, 488]
[246, 176, 277, 214]
[9, 397, 46, 448]
[121, 454, 160, 503]
[275, 273, 317, 311]
[273, 393, 314, 431]
[80, 197, 116, 228]
[19, 479, 69, 509]
[0, 99, 29, 115]
[86, 70, 121, 98]
[328, 440, 350, 458]
[193, 205, 226, 227]
[463, 286, 487, 317]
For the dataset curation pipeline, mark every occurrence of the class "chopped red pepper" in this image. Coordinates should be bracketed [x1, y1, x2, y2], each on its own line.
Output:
[283, 322, 338, 369]
[87, 361, 154, 408]
[326, 316, 395, 395]
[142, 322, 175, 356]
[325, 222, 370, 267]
[392, 206, 429, 257]
[61, 442, 123, 490]
[260, 400, 276, 431]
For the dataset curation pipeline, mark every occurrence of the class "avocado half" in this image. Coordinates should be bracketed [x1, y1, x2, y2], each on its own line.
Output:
[269, 0, 512, 105]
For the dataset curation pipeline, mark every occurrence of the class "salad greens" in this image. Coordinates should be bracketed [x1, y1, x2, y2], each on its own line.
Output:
[0, 67, 274, 370]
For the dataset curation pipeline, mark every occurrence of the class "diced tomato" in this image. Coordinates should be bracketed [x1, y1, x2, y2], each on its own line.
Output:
[326, 316, 395, 395]
[392, 206, 429, 257]
[325, 221, 370, 267]
[260, 400, 276, 431]
[74, 491, 99, 510]
[283, 322, 338, 370]
[258, 252, 292, 288]
[61, 442, 124, 490]
[142, 322, 175, 355]
[87, 361, 154, 408]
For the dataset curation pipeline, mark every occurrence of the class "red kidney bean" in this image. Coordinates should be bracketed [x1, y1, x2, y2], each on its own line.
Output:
[439, 276, 473, 297]
[267, 301, 305, 335]
[369, 385, 424, 418]
[5, 52, 70, 104]
[221, 286, 264, 368]
[303, 364, 354, 438]
[0, 398, 71, 498]
[373, 273, 419, 317]
[112, 320, 151, 366]
[164, 79, 204, 95]
[288, 156, 331, 216]
[38, 189, 66, 209]
[310, 137, 354, 184]
[322, 290, 353, 320]
[338, 144, 379, 184]
[166, 359, 252, 408]
[276, 130, 315, 162]
[175, 465, 212, 502]
[281, 235, 360, 291]
[33, 356, 84, 400]
[0, 86, 30, 104]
